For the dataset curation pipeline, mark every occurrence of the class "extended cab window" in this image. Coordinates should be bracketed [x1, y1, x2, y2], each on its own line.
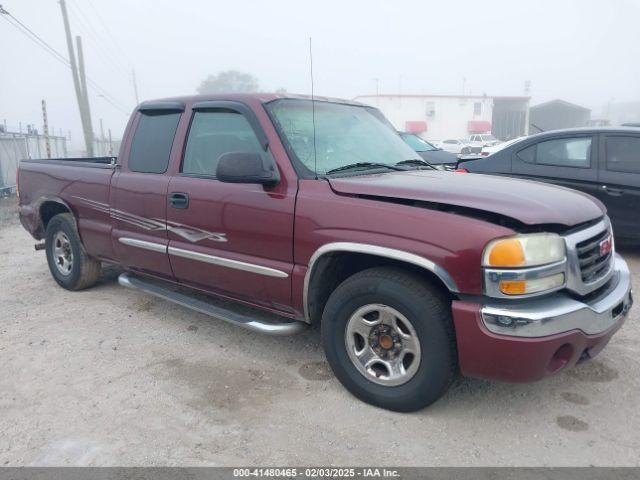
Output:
[517, 137, 591, 168]
[182, 111, 263, 176]
[606, 135, 640, 174]
[129, 112, 181, 173]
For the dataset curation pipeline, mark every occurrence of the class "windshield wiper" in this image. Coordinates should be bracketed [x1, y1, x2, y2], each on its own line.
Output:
[326, 162, 405, 175]
[395, 158, 437, 170]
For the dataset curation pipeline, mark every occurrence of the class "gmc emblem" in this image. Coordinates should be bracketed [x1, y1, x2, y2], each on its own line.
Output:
[600, 236, 613, 256]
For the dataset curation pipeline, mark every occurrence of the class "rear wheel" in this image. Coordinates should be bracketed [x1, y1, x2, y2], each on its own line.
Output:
[45, 213, 101, 290]
[321, 267, 457, 412]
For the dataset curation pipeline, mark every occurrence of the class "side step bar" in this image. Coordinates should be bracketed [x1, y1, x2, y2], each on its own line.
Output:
[118, 273, 307, 336]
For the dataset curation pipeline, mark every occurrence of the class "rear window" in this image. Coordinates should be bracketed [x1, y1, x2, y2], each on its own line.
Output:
[129, 112, 181, 173]
[606, 135, 640, 174]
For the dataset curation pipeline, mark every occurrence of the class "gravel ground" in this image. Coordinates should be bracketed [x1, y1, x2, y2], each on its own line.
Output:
[1, 196, 639, 466]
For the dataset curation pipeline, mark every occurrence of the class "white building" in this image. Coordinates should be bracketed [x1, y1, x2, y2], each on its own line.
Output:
[354, 94, 530, 141]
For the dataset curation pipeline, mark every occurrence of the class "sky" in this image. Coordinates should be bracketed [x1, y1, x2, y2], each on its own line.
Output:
[1, 0, 639, 150]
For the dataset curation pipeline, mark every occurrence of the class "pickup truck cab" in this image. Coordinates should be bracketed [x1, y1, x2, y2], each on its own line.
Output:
[18, 94, 633, 411]
[468, 133, 501, 153]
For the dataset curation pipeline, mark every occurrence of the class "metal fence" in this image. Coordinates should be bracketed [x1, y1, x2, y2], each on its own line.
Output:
[0, 132, 68, 193]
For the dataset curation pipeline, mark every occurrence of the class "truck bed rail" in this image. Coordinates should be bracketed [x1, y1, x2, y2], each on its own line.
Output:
[21, 156, 117, 169]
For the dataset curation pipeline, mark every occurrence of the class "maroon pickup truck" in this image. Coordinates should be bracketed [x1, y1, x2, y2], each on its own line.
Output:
[18, 94, 633, 411]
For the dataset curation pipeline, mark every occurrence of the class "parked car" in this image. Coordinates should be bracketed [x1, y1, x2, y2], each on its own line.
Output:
[467, 133, 501, 152]
[480, 136, 527, 156]
[459, 127, 640, 242]
[399, 132, 459, 167]
[17, 95, 632, 412]
[436, 138, 472, 155]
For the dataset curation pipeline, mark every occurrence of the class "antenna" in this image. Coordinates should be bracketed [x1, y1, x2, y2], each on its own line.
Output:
[309, 37, 318, 179]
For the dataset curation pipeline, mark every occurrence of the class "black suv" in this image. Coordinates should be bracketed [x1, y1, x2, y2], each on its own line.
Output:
[459, 128, 640, 242]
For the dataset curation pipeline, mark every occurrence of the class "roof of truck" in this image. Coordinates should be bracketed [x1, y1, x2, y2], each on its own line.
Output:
[138, 93, 366, 109]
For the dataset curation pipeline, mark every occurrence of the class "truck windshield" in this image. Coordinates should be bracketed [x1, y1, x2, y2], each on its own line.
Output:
[267, 99, 421, 175]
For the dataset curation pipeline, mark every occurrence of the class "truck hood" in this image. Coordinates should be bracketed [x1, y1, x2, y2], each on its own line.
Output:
[328, 170, 605, 227]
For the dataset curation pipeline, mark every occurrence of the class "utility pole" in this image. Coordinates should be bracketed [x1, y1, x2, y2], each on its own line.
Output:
[99, 118, 105, 156]
[41, 99, 51, 158]
[59, 0, 94, 156]
[108, 128, 113, 155]
[75, 35, 94, 156]
[132, 68, 140, 105]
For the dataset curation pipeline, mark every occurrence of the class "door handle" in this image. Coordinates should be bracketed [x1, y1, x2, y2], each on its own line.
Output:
[169, 192, 189, 209]
[601, 185, 624, 197]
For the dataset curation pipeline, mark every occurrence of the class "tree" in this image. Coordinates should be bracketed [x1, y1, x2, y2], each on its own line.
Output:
[196, 70, 259, 94]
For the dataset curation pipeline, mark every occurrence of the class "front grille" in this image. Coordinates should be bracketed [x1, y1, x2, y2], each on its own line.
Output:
[576, 228, 612, 283]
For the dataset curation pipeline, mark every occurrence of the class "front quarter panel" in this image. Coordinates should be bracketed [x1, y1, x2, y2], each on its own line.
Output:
[293, 179, 515, 312]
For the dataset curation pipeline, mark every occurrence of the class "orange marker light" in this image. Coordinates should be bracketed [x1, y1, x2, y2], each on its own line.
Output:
[488, 239, 525, 267]
[499, 280, 527, 295]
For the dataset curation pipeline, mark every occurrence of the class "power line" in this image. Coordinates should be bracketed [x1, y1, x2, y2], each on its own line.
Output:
[84, 0, 133, 66]
[0, 5, 130, 115]
[67, 0, 131, 79]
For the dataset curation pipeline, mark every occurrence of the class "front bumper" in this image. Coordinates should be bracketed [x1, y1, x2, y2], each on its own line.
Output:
[452, 254, 632, 382]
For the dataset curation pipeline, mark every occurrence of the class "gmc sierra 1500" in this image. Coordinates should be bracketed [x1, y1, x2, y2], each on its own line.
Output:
[18, 93, 633, 411]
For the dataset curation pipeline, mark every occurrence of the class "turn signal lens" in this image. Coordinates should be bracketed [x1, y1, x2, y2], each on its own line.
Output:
[483, 233, 566, 268]
[499, 273, 565, 296]
[499, 280, 527, 295]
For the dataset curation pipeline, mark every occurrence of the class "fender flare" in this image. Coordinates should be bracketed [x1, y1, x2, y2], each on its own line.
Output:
[33, 195, 76, 235]
[302, 242, 460, 322]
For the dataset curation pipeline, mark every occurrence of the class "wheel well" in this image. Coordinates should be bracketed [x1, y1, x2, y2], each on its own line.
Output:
[39, 201, 71, 234]
[306, 252, 455, 324]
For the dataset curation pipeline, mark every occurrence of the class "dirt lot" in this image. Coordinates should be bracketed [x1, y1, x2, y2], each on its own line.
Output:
[1, 196, 639, 466]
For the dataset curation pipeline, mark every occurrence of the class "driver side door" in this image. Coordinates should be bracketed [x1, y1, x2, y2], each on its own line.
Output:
[165, 101, 297, 312]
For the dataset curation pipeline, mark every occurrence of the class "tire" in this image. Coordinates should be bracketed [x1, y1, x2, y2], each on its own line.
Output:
[45, 213, 101, 291]
[321, 267, 457, 412]
[461, 147, 471, 155]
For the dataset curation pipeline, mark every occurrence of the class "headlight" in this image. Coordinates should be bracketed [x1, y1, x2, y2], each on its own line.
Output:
[482, 233, 566, 268]
[483, 233, 567, 297]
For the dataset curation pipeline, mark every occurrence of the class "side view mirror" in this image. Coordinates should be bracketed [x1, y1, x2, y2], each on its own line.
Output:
[216, 152, 280, 186]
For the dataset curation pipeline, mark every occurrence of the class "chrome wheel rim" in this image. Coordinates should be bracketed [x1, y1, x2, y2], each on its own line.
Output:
[344, 304, 421, 386]
[53, 231, 73, 276]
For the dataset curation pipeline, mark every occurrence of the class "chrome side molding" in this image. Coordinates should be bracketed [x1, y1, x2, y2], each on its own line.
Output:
[118, 237, 167, 253]
[117, 237, 289, 278]
[167, 246, 289, 278]
[303, 242, 459, 322]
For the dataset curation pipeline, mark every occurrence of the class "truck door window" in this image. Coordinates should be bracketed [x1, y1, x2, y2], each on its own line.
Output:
[182, 111, 263, 177]
[606, 135, 640, 174]
[129, 112, 181, 173]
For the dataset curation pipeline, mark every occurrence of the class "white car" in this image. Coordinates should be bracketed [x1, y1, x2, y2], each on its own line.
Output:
[467, 134, 501, 152]
[435, 139, 472, 155]
[480, 136, 527, 156]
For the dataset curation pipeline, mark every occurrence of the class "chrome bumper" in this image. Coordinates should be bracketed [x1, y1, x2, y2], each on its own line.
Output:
[481, 254, 633, 337]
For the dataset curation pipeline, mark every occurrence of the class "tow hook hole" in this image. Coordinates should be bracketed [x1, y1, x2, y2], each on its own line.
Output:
[548, 343, 574, 373]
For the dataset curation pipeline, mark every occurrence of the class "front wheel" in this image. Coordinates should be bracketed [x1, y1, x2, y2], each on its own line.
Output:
[45, 213, 101, 290]
[321, 267, 457, 412]
[461, 147, 471, 155]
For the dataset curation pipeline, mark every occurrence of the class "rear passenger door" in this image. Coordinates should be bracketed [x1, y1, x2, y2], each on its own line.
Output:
[511, 135, 601, 199]
[165, 101, 296, 311]
[597, 133, 640, 240]
[110, 104, 183, 280]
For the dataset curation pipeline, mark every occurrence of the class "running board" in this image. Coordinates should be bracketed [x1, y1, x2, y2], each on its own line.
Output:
[118, 273, 307, 336]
